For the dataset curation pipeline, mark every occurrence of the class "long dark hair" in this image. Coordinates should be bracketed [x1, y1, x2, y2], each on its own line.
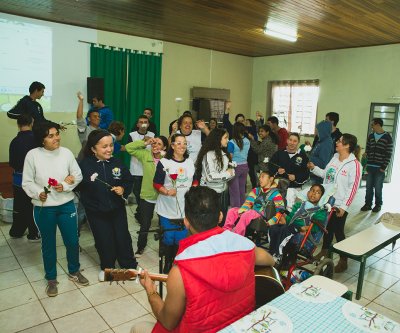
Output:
[165, 133, 189, 160]
[259, 124, 278, 144]
[232, 122, 246, 150]
[195, 128, 230, 179]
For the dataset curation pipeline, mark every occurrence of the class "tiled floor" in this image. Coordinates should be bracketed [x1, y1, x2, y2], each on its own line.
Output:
[0, 184, 399, 332]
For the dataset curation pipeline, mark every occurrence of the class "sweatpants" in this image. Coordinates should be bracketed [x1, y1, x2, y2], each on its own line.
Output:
[33, 200, 80, 280]
[86, 208, 137, 270]
[10, 185, 39, 238]
[223, 208, 260, 236]
[137, 199, 156, 251]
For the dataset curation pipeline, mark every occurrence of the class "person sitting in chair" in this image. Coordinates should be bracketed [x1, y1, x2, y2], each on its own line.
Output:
[268, 184, 328, 262]
[131, 186, 275, 333]
[223, 170, 286, 236]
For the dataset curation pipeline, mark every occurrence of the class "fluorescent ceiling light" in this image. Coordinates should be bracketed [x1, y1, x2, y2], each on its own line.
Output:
[264, 19, 297, 42]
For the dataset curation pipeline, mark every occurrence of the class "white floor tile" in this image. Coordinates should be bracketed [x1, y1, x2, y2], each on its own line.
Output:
[95, 295, 148, 327]
[0, 283, 37, 311]
[52, 308, 109, 333]
[112, 314, 156, 333]
[80, 281, 128, 306]
[0, 268, 28, 290]
[17, 322, 57, 333]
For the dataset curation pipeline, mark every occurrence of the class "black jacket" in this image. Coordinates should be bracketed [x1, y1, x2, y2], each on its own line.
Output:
[366, 132, 393, 170]
[269, 149, 310, 188]
[79, 156, 133, 212]
[7, 95, 45, 122]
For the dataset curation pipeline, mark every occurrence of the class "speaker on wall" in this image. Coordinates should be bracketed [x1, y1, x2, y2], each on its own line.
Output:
[87, 77, 104, 102]
[192, 98, 211, 121]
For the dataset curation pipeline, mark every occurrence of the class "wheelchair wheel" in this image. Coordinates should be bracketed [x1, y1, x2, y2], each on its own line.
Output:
[313, 258, 334, 278]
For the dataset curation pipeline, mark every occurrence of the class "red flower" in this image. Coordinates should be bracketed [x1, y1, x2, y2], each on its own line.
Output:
[169, 174, 178, 181]
[48, 178, 58, 186]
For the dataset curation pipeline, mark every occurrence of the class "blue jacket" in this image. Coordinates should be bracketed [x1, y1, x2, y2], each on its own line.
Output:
[310, 121, 333, 169]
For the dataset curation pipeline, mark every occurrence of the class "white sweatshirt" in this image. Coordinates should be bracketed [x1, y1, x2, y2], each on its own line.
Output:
[22, 147, 82, 207]
[312, 153, 361, 211]
[200, 151, 234, 193]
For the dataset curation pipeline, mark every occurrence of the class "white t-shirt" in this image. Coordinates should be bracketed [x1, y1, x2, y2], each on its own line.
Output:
[177, 130, 202, 162]
[129, 130, 155, 176]
[155, 158, 195, 219]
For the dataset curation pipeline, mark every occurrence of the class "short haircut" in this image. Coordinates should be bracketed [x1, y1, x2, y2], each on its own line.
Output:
[33, 120, 60, 147]
[372, 118, 383, 127]
[92, 94, 104, 102]
[267, 116, 279, 125]
[184, 186, 221, 232]
[310, 184, 325, 196]
[17, 113, 33, 127]
[87, 108, 99, 118]
[326, 112, 340, 126]
[289, 132, 300, 141]
[83, 129, 112, 157]
[108, 121, 125, 135]
[144, 107, 153, 115]
[235, 113, 245, 122]
[137, 115, 149, 123]
[29, 81, 45, 94]
[341, 133, 358, 153]
[178, 114, 193, 129]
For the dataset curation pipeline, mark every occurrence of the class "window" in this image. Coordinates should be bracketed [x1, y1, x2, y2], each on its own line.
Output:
[270, 80, 320, 135]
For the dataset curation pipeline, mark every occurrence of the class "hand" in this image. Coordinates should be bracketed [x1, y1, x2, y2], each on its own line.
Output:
[256, 111, 262, 120]
[53, 184, 64, 192]
[305, 140, 311, 146]
[288, 174, 295, 181]
[379, 168, 385, 173]
[278, 168, 286, 175]
[166, 188, 177, 197]
[39, 192, 48, 202]
[299, 225, 309, 234]
[140, 270, 158, 294]
[227, 168, 235, 176]
[196, 120, 206, 130]
[307, 162, 315, 170]
[64, 175, 75, 185]
[336, 208, 345, 217]
[278, 215, 286, 225]
[247, 133, 254, 141]
[362, 152, 367, 158]
[171, 121, 178, 134]
[144, 138, 155, 146]
[59, 125, 67, 131]
[111, 186, 124, 196]
[143, 136, 153, 142]
[77, 91, 84, 101]
[225, 100, 231, 114]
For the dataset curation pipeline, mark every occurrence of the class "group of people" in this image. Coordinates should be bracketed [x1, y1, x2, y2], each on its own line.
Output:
[6, 81, 394, 332]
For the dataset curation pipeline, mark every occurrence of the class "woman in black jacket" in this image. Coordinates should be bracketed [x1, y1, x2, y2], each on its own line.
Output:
[79, 130, 137, 281]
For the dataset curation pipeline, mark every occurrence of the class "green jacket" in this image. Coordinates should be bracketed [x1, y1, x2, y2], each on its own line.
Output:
[286, 201, 327, 232]
[125, 141, 158, 201]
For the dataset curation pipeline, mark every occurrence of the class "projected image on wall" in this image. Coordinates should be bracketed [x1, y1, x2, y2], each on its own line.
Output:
[0, 18, 52, 113]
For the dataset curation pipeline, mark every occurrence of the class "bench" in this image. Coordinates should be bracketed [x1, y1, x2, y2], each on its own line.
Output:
[329, 220, 400, 300]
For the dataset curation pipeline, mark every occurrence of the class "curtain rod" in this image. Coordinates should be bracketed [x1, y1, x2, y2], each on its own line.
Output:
[78, 40, 163, 55]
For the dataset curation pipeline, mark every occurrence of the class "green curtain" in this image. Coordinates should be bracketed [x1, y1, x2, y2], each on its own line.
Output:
[90, 45, 162, 166]
[90, 45, 128, 125]
[126, 51, 162, 134]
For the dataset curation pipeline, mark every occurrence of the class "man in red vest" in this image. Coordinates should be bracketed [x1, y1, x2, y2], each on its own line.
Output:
[132, 186, 275, 333]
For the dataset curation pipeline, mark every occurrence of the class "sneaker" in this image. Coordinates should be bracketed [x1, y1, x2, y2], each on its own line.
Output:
[135, 249, 144, 258]
[98, 270, 105, 282]
[372, 205, 381, 213]
[27, 235, 41, 242]
[46, 280, 58, 297]
[68, 271, 89, 286]
[360, 204, 372, 211]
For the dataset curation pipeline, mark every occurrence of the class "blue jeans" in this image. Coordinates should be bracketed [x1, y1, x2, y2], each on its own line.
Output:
[33, 200, 80, 280]
[365, 166, 385, 206]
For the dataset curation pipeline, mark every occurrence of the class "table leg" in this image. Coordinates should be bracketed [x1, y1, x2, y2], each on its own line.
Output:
[356, 257, 366, 300]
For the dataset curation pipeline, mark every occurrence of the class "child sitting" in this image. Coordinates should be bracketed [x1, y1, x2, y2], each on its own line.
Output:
[223, 170, 285, 236]
[268, 184, 327, 257]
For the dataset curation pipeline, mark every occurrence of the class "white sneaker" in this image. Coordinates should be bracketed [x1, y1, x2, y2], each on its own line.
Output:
[98, 270, 105, 282]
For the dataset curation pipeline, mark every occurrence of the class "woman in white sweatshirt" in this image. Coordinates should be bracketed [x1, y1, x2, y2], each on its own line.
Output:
[308, 133, 361, 273]
[195, 128, 235, 223]
[22, 121, 88, 297]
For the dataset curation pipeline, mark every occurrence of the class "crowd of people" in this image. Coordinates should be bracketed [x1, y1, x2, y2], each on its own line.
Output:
[6, 81, 394, 332]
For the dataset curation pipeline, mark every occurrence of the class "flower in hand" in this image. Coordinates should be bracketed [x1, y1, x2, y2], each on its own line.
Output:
[304, 144, 312, 152]
[44, 178, 58, 194]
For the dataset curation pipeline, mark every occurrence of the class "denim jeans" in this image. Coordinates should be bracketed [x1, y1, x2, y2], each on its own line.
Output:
[365, 166, 385, 206]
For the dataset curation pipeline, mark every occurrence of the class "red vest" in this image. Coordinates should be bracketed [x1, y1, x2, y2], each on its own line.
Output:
[153, 227, 255, 333]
